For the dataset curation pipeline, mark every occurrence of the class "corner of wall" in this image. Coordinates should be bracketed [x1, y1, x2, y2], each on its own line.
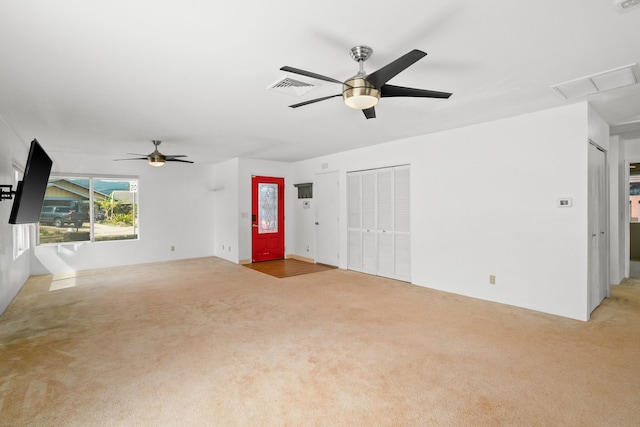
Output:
[0, 119, 31, 315]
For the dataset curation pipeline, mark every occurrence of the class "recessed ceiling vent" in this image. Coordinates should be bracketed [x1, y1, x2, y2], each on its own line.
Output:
[550, 63, 640, 99]
[267, 76, 316, 97]
[615, 0, 640, 12]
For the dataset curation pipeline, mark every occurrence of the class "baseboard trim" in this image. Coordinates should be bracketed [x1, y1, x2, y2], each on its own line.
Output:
[286, 254, 315, 264]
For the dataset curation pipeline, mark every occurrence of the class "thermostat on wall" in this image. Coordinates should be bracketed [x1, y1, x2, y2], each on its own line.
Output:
[558, 198, 572, 207]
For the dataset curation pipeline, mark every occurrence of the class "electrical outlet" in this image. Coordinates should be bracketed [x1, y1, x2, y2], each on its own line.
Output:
[228, 246, 231, 252]
[171, 245, 175, 252]
[489, 275, 496, 285]
[222, 244, 225, 250]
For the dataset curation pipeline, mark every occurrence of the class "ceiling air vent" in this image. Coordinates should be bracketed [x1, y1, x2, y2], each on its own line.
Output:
[550, 63, 640, 99]
[267, 76, 316, 97]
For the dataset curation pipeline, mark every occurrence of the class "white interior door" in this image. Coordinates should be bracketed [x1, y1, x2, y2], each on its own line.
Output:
[315, 171, 339, 266]
[588, 142, 608, 315]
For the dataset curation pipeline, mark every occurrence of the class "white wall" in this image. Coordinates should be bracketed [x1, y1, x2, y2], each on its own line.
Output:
[588, 105, 610, 150]
[212, 158, 239, 263]
[291, 187, 315, 260]
[291, 103, 591, 320]
[31, 151, 215, 274]
[210, 158, 293, 264]
[0, 119, 31, 314]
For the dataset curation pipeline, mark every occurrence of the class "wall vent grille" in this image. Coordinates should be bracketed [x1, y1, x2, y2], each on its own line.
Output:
[267, 76, 316, 97]
[550, 63, 640, 99]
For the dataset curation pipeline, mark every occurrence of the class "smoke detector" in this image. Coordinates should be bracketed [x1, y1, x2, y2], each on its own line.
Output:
[615, 0, 640, 12]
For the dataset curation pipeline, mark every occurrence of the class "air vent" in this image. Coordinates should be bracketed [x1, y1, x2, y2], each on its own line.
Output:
[550, 63, 640, 99]
[267, 76, 316, 97]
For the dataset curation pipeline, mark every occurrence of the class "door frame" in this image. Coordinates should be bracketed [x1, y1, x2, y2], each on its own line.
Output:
[251, 175, 285, 262]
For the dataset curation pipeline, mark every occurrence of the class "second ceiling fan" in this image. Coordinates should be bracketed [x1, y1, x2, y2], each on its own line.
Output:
[280, 45, 452, 119]
[114, 140, 193, 167]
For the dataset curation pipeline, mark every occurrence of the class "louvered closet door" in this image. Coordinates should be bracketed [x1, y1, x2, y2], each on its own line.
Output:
[377, 169, 394, 278]
[394, 167, 411, 281]
[347, 165, 410, 282]
[361, 171, 378, 275]
[347, 173, 362, 271]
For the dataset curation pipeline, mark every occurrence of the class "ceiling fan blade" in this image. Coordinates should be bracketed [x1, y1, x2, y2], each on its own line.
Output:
[166, 158, 194, 164]
[280, 66, 343, 84]
[367, 49, 427, 88]
[164, 155, 188, 159]
[289, 94, 342, 108]
[126, 153, 149, 156]
[381, 84, 452, 99]
[114, 158, 148, 161]
[362, 107, 376, 119]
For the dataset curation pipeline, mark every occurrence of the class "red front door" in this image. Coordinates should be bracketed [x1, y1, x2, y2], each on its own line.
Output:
[252, 176, 285, 262]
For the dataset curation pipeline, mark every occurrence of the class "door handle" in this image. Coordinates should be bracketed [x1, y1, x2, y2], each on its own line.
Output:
[252, 224, 258, 228]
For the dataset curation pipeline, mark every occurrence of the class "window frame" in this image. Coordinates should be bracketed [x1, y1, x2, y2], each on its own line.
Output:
[38, 173, 140, 246]
[12, 163, 30, 259]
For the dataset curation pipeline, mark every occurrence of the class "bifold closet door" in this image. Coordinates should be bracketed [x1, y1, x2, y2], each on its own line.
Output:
[347, 166, 410, 281]
[361, 171, 377, 275]
[394, 167, 411, 281]
[376, 169, 394, 278]
[347, 173, 362, 271]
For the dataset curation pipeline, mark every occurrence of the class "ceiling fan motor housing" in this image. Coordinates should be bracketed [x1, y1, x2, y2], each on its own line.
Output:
[343, 77, 380, 110]
[148, 149, 166, 167]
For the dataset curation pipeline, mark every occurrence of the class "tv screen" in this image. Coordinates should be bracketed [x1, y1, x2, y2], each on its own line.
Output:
[9, 139, 53, 224]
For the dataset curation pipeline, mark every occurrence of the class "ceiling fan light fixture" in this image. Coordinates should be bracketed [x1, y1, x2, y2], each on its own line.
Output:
[148, 151, 165, 167]
[343, 77, 380, 110]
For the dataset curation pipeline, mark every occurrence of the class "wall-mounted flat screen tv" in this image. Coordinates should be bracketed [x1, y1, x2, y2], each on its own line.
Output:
[9, 139, 53, 224]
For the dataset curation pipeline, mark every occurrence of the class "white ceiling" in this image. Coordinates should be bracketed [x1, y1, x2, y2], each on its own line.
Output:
[1, 0, 639, 165]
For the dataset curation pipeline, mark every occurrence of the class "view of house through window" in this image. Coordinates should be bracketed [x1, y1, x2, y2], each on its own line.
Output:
[39, 177, 139, 244]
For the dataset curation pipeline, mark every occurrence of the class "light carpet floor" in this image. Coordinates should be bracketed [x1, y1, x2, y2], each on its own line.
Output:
[1, 257, 639, 426]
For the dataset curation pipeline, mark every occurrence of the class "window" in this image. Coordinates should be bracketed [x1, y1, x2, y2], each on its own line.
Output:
[39, 176, 139, 244]
[12, 164, 30, 259]
[13, 223, 30, 260]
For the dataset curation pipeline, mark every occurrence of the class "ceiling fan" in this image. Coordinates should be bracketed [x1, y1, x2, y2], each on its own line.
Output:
[114, 140, 194, 167]
[280, 45, 452, 119]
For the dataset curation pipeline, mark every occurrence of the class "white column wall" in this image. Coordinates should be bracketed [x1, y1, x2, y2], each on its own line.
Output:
[608, 134, 624, 285]
[291, 103, 591, 320]
[212, 158, 239, 263]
